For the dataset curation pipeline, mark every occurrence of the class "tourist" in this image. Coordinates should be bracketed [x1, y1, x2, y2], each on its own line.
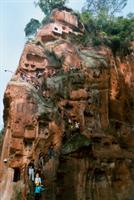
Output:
[35, 173, 41, 186]
[34, 184, 42, 200]
[48, 144, 54, 159]
[28, 165, 34, 181]
[34, 173, 45, 200]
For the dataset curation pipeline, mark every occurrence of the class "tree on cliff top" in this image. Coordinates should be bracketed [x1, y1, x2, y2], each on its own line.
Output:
[24, 18, 41, 37]
[25, 0, 68, 37]
[36, 0, 68, 16]
[84, 0, 127, 17]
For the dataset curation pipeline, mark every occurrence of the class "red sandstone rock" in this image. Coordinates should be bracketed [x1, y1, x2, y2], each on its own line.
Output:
[0, 7, 134, 200]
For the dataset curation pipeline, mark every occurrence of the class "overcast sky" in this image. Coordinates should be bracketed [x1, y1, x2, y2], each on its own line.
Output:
[0, 0, 134, 129]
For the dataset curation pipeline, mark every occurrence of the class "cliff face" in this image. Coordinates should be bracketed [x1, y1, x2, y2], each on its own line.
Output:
[1, 8, 134, 200]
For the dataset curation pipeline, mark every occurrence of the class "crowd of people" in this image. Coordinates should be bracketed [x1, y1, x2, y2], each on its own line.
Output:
[19, 66, 56, 91]
[28, 165, 45, 200]
[20, 71, 40, 90]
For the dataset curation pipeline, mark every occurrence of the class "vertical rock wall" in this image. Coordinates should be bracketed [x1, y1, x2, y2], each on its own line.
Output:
[0, 7, 134, 200]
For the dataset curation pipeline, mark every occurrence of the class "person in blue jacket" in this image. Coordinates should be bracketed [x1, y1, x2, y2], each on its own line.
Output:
[34, 173, 45, 200]
[34, 173, 42, 200]
[34, 184, 42, 200]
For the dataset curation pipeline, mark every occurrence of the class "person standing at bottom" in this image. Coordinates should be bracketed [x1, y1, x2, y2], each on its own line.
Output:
[34, 173, 42, 200]
[34, 185, 42, 200]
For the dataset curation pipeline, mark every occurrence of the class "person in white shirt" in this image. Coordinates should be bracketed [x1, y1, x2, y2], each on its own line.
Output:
[28, 166, 34, 181]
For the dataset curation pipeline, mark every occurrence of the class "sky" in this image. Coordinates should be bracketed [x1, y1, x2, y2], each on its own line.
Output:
[0, 0, 134, 129]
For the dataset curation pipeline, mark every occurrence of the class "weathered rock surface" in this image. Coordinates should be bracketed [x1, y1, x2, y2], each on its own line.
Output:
[0, 7, 134, 200]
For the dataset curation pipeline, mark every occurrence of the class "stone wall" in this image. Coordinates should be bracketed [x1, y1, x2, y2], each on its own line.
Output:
[0, 7, 134, 200]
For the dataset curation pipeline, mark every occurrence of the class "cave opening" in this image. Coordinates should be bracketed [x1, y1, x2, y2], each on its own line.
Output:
[63, 103, 73, 110]
[93, 168, 106, 182]
[24, 139, 33, 149]
[115, 122, 121, 130]
[13, 168, 21, 182]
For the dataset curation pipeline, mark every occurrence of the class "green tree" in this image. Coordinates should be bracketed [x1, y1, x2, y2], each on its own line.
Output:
[80, 8, 134, 53]
[24, 18, 41, 37]
[105, 16, 134, 53]
[24, 0, 68, 37]
[84, 0, 127, 17]
[36, 0, 68, 16]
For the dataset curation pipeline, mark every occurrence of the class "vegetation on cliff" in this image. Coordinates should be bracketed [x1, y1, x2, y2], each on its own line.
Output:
[1, 1, 134, 200]
[84, 0, 128, 17]
[80, 11, 134, 54]
[37, 0, 68, 15]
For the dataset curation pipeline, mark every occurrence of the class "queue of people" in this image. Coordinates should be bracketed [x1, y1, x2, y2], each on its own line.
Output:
[28, 144, 55, 199]
[68, 118, 80, 131]
[28, 166, 44, 200]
